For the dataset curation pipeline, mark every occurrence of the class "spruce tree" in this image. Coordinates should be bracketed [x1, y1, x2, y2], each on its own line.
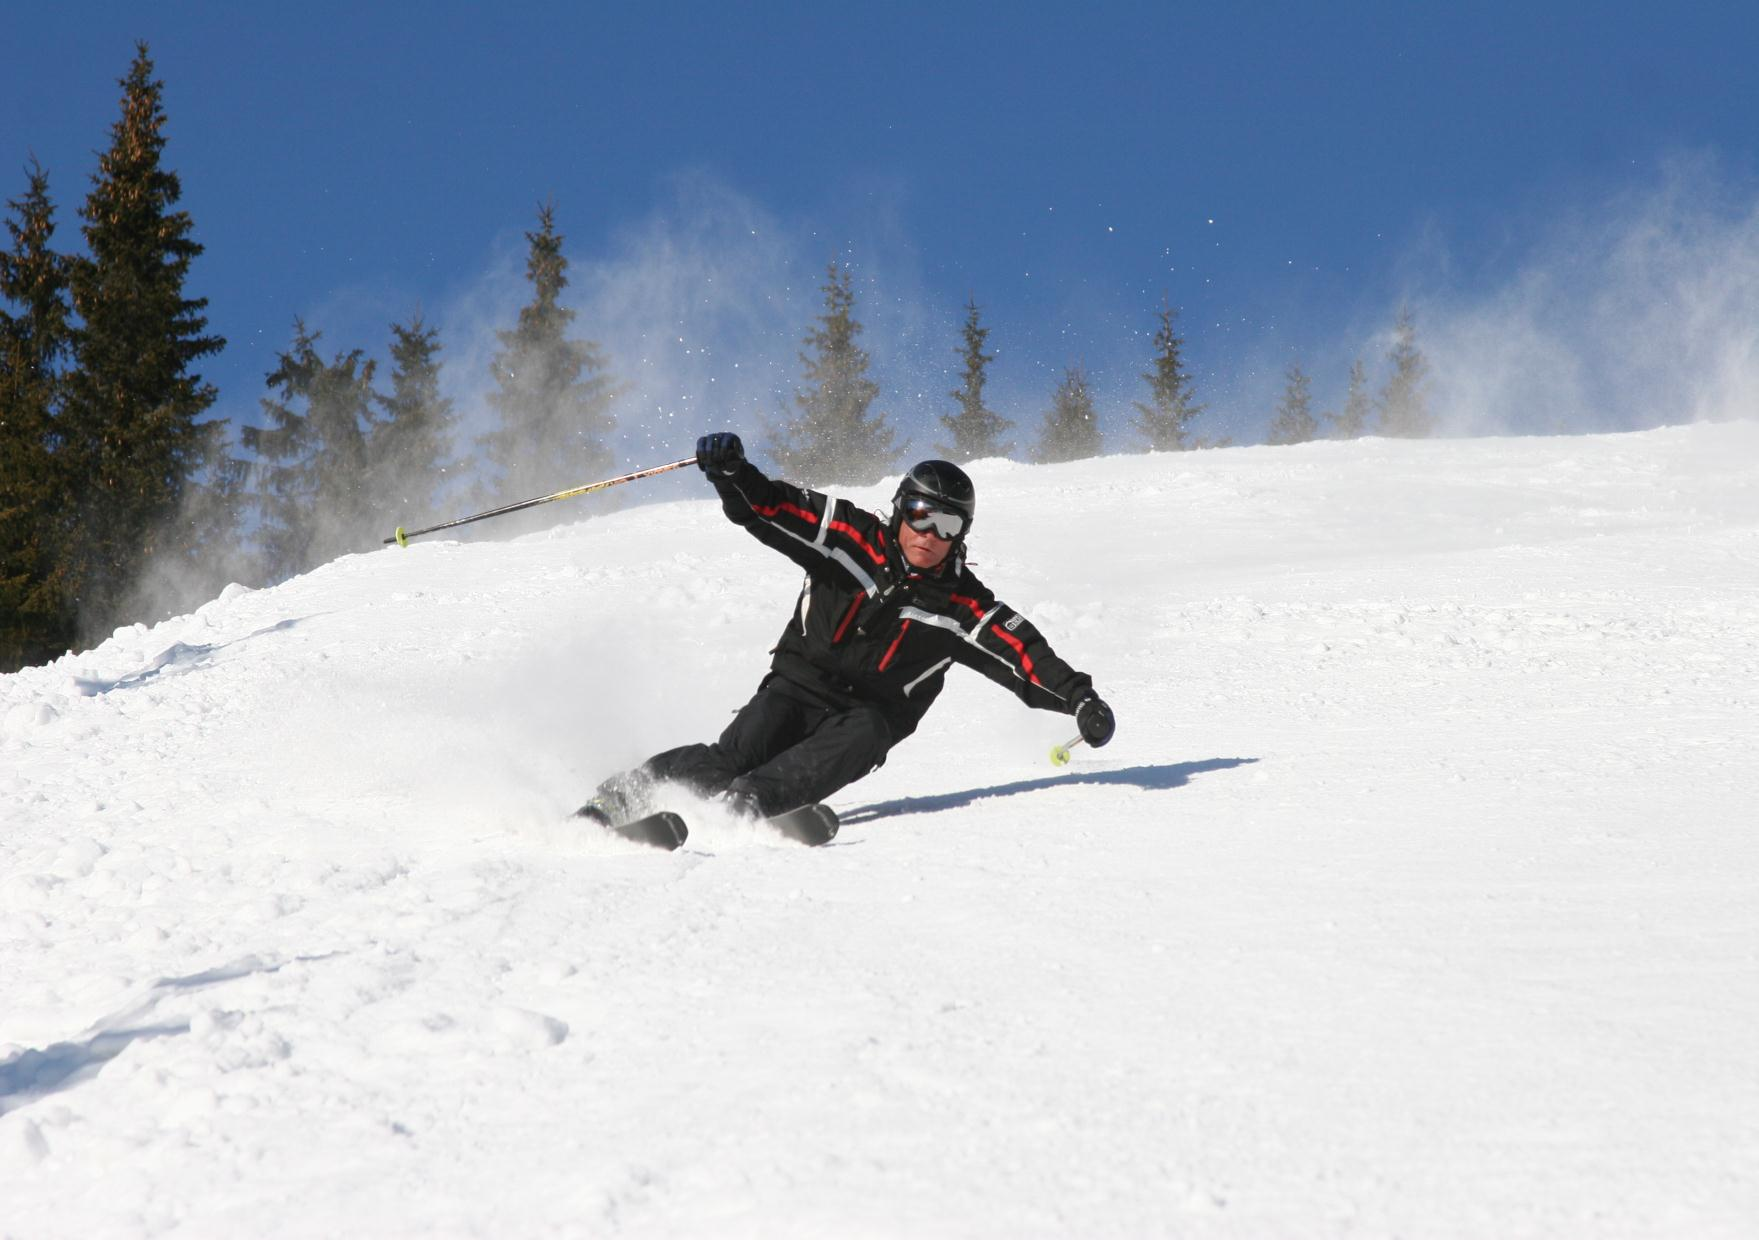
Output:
[241, 326, 320, 582]
[1266, 363, 1319, 446]
[0, 160, 76, 670]
[938, 298, 1011, 461]
[1034, 364, 1102, 463]
[61, 42, 223, 639]
[1133, 300, 1204, 451]
[1376, 306, 1434, 437]
[1327, 358, 1371, 439]
[478, 203, 617, 508]
[372, 314, 456, 523]
[172, 423, 251, 598]
[242, 322, 377, 581]
[770, 261, 895, 484]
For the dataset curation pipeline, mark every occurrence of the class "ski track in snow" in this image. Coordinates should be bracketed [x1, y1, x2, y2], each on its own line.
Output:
[2, 424, 1757, 1237]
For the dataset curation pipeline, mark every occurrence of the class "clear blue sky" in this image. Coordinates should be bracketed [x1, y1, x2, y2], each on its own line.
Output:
[8, 1, 1758, 450]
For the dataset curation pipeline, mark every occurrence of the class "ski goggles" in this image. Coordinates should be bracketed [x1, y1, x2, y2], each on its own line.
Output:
[900, 495, 967, 540]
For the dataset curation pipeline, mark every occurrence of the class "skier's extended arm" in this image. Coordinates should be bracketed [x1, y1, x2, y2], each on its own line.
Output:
[945, 594, 1116, 745]
[694, 432, 890, 595]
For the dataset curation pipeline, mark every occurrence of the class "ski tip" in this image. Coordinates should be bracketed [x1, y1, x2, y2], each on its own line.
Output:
[616, 810, 689, 851]
[770, 803, 838, 846]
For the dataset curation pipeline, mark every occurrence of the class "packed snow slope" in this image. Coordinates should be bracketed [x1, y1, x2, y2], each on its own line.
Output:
[4, 424, 1757, 1239]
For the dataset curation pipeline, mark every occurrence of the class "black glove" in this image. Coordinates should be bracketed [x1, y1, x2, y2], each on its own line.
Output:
[696, 431, 745, 477]
[1075, 691, 1115, 748]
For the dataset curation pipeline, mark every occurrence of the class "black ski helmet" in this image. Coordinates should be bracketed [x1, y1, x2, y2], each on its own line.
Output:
[891, 459, 976, 540]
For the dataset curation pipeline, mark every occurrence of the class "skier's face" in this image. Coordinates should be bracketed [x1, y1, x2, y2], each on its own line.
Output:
[899, 521, 953, 570]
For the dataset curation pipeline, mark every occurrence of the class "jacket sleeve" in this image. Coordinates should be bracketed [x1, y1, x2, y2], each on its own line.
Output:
[946, 593, 1094, 714]
[709, 461, 891, 597]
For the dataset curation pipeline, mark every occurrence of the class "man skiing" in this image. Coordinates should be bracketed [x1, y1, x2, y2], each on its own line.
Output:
[578, 431, 1115, 835]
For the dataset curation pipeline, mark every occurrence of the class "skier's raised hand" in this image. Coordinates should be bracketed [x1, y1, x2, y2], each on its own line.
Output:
[696, 432, 745, 476]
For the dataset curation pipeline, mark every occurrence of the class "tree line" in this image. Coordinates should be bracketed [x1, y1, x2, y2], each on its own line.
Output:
[1, 44, 1433, 674]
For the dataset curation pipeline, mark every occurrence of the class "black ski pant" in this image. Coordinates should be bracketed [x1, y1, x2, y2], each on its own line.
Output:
[614, 675, 894, 818]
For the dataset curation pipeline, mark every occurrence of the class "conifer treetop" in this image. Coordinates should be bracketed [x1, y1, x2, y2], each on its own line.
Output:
[1035, 362, 1102, 464]
[1133, 299, 1203, 451]
[1376, 305, 1434, 438]
[939, 297, 1012, 461]
[770, 260, 894, 484]
[1266, 362, 1319, 446]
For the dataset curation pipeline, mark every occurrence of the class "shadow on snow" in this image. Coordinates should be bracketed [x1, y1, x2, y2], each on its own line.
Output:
[840, 756, 1258, 824]
[0, 1023, 189, 1117]
[0, 952, 339, 1115]
[71, 617, 316, 696]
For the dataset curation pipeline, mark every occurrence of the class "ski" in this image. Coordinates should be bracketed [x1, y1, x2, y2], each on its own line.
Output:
[572, 802, 836, 849]
[766, 802, 840, 846]
[576, 806, 688, 851]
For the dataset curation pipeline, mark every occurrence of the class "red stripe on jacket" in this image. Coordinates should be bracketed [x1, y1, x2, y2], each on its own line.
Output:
[949, 593, 987, 620]
[830, 519, 887, 566]
[832, 594, 864, 643]
[749, 499, 887, 567]
[989, 624, 1044, 686]
[878, 620, 912, 671]
[751, 499, 820, 527]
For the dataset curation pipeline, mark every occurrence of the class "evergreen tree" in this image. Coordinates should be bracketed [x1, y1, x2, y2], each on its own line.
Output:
[1327, 358, 1371, 439]
[938, 298, 1011, 460]
[0, 159, 76, 670]
[1376, 305, 1434, 437]
[241, 322, 377, 581]
[1133, 300, 1204, 451]
[61, 42, 223, 640]
[371, 314, 456, 523]
[478, 203, 617, 508]
[769, 261, 895, 484]
[114, 416, 253, 626]
[1034, 364, 1102, 463]
[241, 326, 321, 582]
[1266, 363, 1319, 446]
[172, 422, 251, 594]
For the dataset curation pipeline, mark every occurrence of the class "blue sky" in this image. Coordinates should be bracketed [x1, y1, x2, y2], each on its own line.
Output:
[8, 1, 1759, 455]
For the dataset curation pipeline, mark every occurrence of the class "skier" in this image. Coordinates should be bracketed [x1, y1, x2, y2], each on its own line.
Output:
[578, 431, 1115, 831]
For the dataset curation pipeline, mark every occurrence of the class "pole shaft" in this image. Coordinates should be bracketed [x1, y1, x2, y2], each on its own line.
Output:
[385, 456, 696, 545]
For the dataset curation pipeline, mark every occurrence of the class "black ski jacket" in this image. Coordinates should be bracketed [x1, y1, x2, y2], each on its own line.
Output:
[710, 461, 1094, 742]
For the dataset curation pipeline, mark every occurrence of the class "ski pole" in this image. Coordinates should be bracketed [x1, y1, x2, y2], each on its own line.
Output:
[1049, 734, 1086, 766]
[384, 456, 697, 546]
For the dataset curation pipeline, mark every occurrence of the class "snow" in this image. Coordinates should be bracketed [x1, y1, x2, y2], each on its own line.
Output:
[3, 423, 1757, 1237]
